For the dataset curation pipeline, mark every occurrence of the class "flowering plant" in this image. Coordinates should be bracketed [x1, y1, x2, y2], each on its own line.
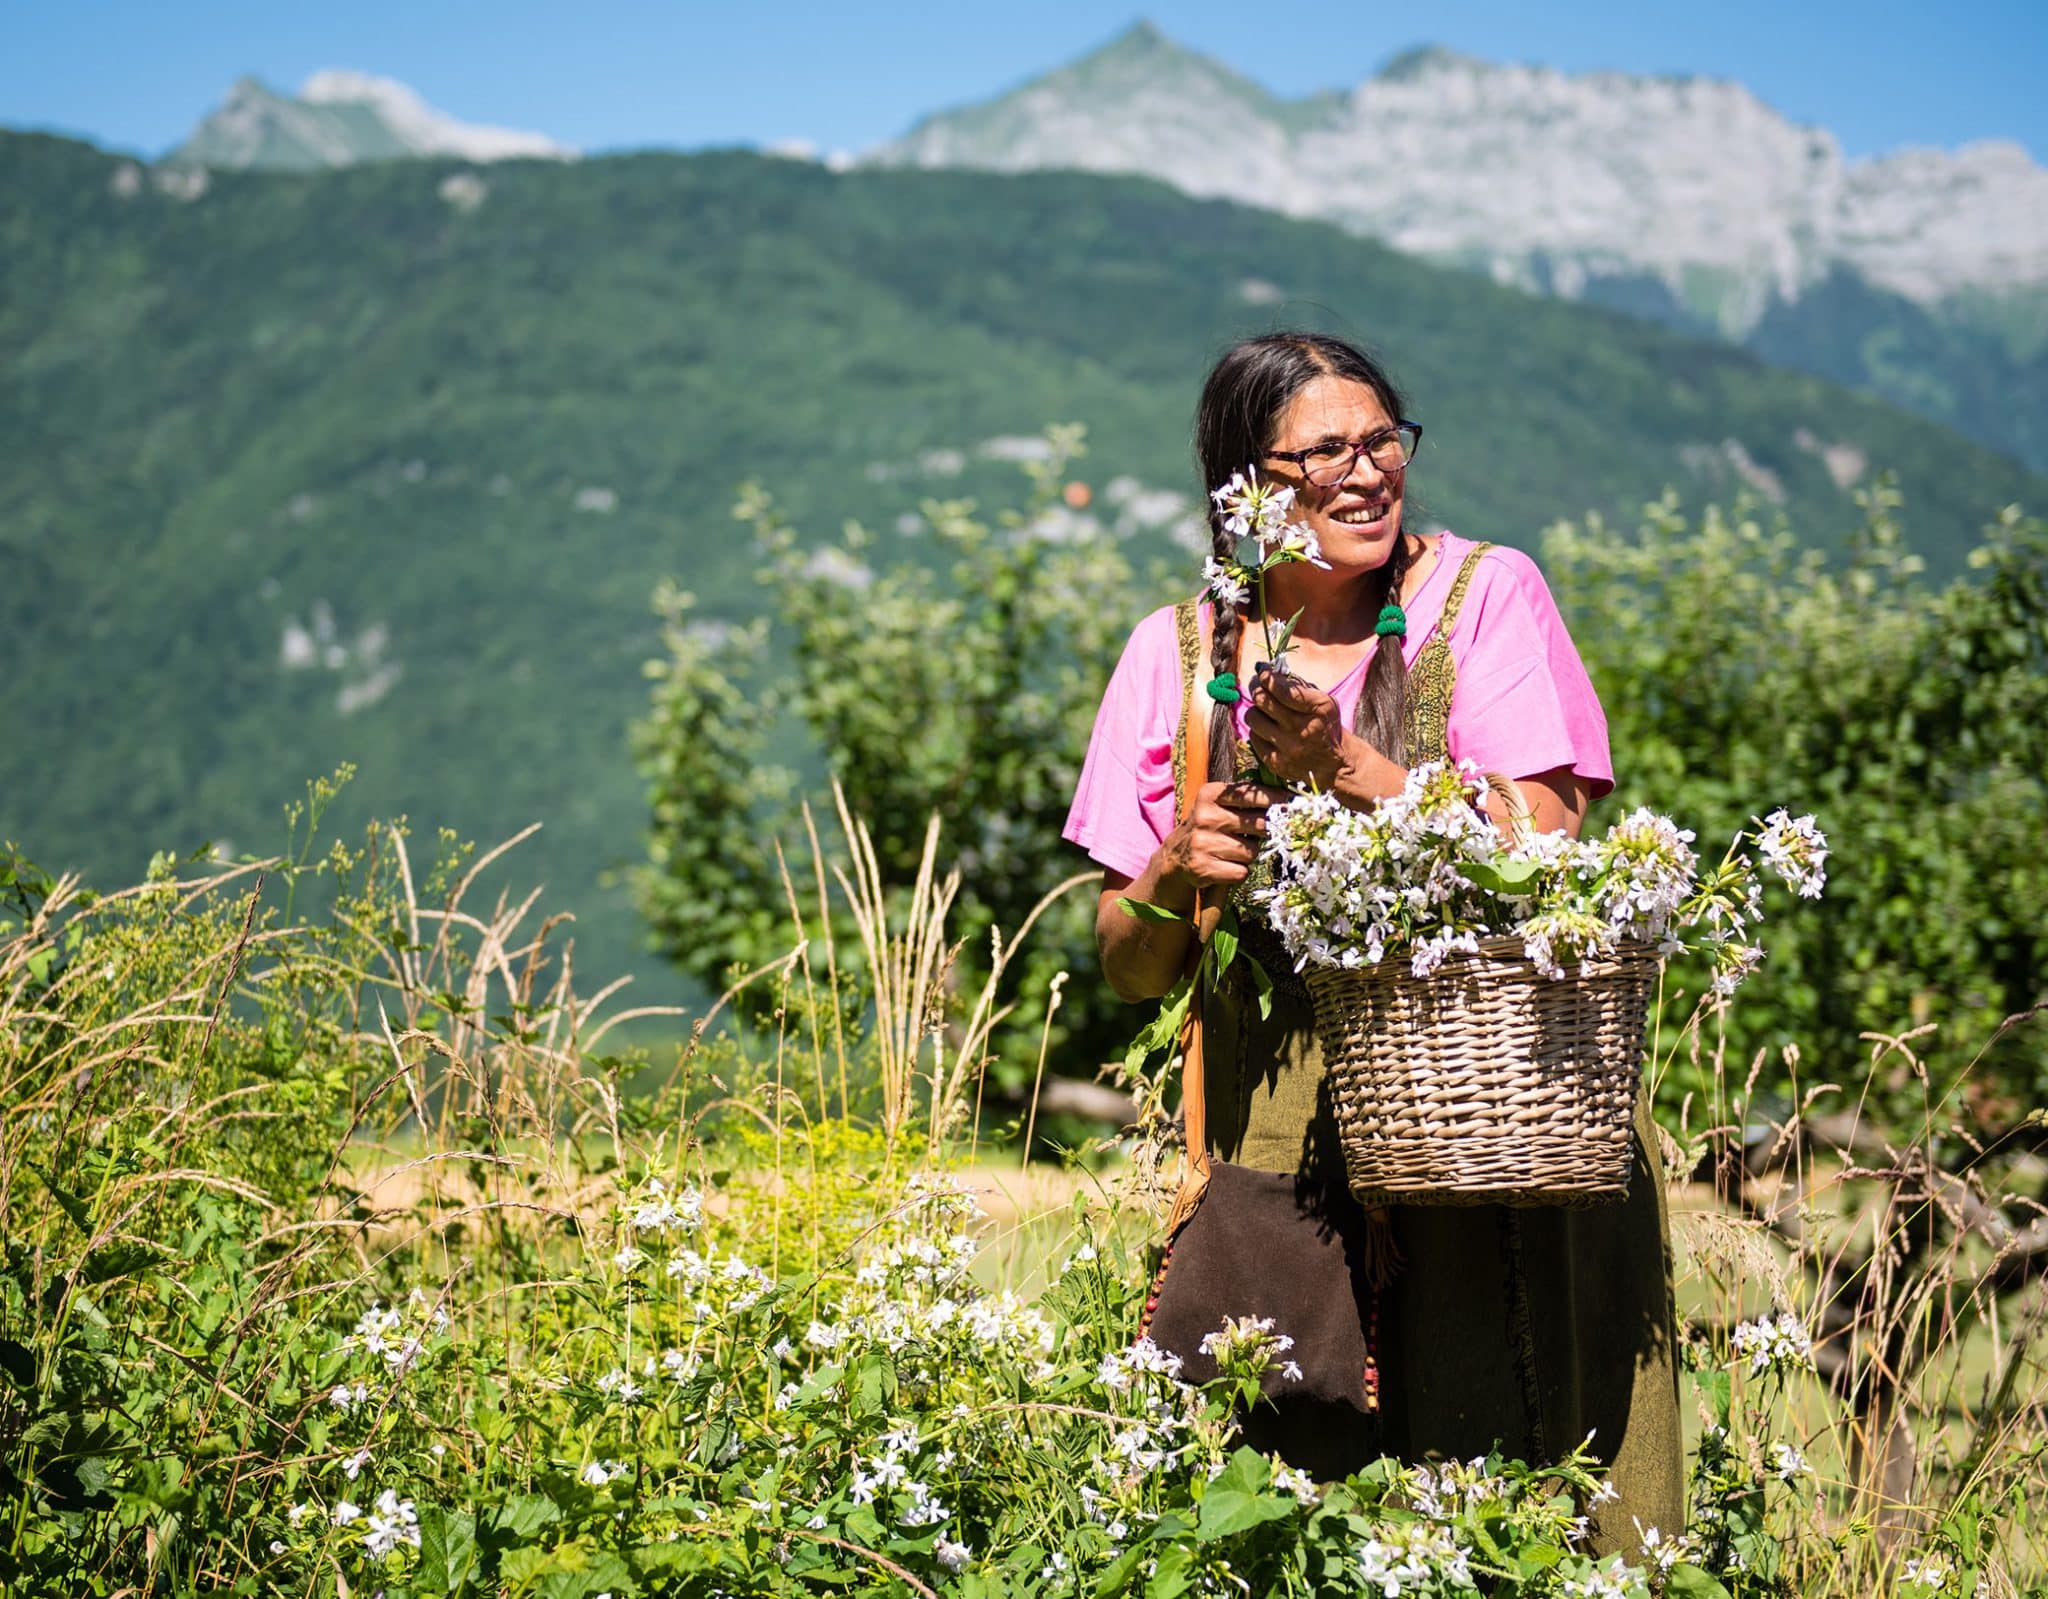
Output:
[1256, 760, 1827, 987]
[1202, 468, 1329, 685]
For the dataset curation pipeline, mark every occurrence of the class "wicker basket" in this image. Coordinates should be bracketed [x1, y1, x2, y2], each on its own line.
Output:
[1303, 935, 1658, 1207]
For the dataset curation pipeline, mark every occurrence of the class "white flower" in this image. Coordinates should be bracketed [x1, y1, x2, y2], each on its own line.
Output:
[1770, 1441, 1810, 1480]
[935, 1537, 971, 1572]
[1755, 809, 1828, 899]
[1272, 521, 1331, 568]
[1280, 1359, 1304, 1383]
[899, 1481, 949, 1527]
[346, 1302, 402, 1358]
[1731, 1310, 1815, 1377]
[1209, 469, 1296, 543]
[1902, 1551, 1954, 1593]
[340, 1448, 371, 1481]
[630, 1179, 704, 1234]
[804, 1319, 843, 1351]
[328, 1380, 369, 1413]
[1202, 555, 1251, 608]
[361, 1489, 421, 1558]
[1559, 1555, 1642, 1598]
[581, 1459, 628, 1487]
[770, 1336, 794, 1363]
[1096, 1352, 1133, 1392]
[596, 1368, 644, 1403]
[1272, 1464, 1319, 1504]
[612, 1245, 646, 1273]
[1356, 1521, 1473, 1595]
[287, 1501, 315, 1526]
[332, 1499, 363, 1526]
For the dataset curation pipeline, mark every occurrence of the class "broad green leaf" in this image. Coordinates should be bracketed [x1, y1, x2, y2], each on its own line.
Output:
[419, 1506, 479, 1592]
[1461, 859, 1545, 894]
[1117, 896, 1187, 925]
[1663, 1565, 1734, 1598]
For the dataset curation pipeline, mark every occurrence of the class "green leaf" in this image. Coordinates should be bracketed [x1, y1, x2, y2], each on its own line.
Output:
[419, 1506, 479, 1592]
[32, 1166, 92, 1237]
[1663, 1565, 1735, 1599]
[80, 1239, 173, 1286]
[1145, 1543, 1197, 1599]
[1693, 1366, 1732, 1429]
[1197, 1449, 1295, 1540]
[1209, 916, 1239, 979]
[1460, 859, 1545, 894]
[1117, 896, 1187, 925]
[487, 1492, 562, 1542]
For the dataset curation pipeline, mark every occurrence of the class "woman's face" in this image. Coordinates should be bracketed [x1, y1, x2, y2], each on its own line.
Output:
[1263, 374, 1407, 574]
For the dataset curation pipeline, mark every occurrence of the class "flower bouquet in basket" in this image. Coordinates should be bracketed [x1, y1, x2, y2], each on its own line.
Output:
[1254, 762, 1828, 1207]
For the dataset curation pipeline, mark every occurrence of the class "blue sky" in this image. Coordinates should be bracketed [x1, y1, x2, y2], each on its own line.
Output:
[8, 1, 2045, 164]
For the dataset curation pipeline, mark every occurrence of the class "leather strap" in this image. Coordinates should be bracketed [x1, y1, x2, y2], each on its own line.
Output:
[1165, 600, 1217, 1238]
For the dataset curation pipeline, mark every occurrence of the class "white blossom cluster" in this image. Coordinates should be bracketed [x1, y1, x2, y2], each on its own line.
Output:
[1257, 762, 1505, 978]
[328, 1489, 420, 1559]
[1355, 1519, 1476, 1596]
[1197, 1314, 1304, 1385]
[338, 1289, 448, 1375]
[1634, 1522, 1703, 1578]
[1557, 1555, 1644, 1598]
[1406, 1456, 1514, 1521]
[848, 1416, 958, 1533]
[1203, 468, 1330, 673]
[1755, 808, 1829, 898]
[1256, 760, 1827, 989]
[1902, 1550, 1956, 1593]
[628, 1176, 705, 1235]
[1731, 1310, 1816, 1378]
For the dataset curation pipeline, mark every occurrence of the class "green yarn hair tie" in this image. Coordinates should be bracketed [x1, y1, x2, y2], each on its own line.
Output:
[1375, 603, 1407, 639]
[1204, 673, 1240, 704]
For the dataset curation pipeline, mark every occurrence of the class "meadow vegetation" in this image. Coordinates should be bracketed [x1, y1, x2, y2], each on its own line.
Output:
[3, 749, 2043, 1595]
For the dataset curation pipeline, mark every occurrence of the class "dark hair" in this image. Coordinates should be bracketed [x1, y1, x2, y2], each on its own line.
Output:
[1193, 332, 1415, 778]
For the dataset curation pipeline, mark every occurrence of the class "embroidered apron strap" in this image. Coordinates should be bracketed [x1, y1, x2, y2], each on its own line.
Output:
[1402, 541, 1494, 766]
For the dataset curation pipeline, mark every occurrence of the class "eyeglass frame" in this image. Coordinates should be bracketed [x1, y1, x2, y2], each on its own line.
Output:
[1265, 421, 1423, 486]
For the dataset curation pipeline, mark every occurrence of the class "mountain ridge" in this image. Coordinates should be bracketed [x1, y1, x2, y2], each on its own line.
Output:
[864, 23, 2048, 472]
[168, 71, 575, 170]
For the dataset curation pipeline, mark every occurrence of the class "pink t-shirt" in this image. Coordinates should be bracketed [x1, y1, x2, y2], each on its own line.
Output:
[1061, 531, 1614, 881]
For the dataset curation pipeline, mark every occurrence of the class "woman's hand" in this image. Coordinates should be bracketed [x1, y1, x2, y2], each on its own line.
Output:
[1246, 667, 1408, 808]
[1094, 779, 1288, 1002]
[1247, 669, 1365, 790]
[1158, 779, 1292, 895]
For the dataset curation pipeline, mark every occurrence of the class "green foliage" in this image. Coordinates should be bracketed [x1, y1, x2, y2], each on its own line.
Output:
[1545, 481, 2048, 1119]
[632, 428, 1156, 1085]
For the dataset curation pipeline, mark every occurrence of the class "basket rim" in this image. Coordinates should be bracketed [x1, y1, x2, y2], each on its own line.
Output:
[1297, 932, 1664, 981]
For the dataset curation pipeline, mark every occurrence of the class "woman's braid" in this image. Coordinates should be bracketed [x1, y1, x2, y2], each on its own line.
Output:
[1352, 531, 1414, 766]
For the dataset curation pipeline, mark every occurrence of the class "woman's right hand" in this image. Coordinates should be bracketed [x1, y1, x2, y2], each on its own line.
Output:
[1157, 780, 1292, 895]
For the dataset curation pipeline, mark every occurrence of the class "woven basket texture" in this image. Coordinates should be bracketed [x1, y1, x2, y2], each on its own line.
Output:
[1304, 936, 1659, 1208]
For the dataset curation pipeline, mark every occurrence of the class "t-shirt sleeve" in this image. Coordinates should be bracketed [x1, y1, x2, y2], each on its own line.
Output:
[1062, 607, 1182, 881]
[1444, 547, 1614, 801]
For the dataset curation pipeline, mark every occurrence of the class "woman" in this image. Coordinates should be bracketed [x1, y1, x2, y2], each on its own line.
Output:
[1062, 332, 1683, 1551]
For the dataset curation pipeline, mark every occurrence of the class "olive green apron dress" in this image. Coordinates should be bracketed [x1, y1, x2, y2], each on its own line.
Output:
[1171, 548, 1684, 1552]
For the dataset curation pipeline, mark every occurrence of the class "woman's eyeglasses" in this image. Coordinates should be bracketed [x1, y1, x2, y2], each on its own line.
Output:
[1266, 422, 1422, 487]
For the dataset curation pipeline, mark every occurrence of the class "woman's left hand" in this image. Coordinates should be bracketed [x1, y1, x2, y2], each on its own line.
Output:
[1245, 668, 1355, 790]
